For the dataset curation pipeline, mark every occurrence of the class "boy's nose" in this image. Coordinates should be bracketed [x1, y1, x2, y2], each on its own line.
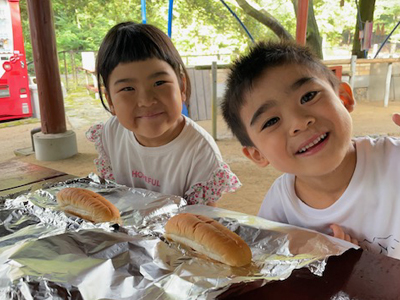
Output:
[290, 115, 315, 135]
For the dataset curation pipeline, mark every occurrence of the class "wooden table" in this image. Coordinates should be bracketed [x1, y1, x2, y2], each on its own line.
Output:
[2, 159, 400, 299]
[0, 159, 77, 197]
[219, 248, 400, 299]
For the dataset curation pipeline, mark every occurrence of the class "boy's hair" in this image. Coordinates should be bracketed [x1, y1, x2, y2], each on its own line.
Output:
[221, 41, 340, 147]
[96, 21, 191, 112]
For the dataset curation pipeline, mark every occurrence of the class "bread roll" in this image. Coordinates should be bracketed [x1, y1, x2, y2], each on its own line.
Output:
[164, 213, 252, 267]
[56, 187, 121, 223]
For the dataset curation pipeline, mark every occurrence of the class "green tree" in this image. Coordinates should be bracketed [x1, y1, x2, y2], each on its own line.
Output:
[233, 0, 323, 58]
[352, 0, 376, 58]
[18, 0, 400, 66]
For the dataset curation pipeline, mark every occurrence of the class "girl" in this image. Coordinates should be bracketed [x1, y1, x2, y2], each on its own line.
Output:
[86, 22, 241, 206]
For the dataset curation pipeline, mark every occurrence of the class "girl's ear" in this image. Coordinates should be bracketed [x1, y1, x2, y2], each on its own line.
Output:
[338, 82, 356, 113]
[242, 146, 270, 167]
[105, 92, 116, 115]
[180, 74, 187, 103]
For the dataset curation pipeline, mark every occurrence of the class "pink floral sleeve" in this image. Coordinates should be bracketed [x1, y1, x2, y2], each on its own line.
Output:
[184, 162, 241, 205]
[85, 123, 115, 181]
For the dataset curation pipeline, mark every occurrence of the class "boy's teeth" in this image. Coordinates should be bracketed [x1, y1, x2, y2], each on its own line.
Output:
[299, 133, 327, 153]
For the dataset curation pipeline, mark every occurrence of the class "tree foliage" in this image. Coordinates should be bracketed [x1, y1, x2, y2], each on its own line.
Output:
[18, 0, 400, 64]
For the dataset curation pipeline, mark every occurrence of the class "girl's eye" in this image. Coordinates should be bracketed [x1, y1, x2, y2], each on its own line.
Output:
[154, 80, 166, 86]
[300, 91, 318, 104]
[262, 117, 280, 130]
[121, 87, 134, 92]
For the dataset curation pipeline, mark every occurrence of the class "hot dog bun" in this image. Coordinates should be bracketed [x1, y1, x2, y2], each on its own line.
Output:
[164, 213, 252, 267]
[56, 187, 121, 224]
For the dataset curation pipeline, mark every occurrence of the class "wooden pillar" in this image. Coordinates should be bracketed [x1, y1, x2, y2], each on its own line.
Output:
[383, 63, 392, 107]
[211, 62, 217, 140]
[296, 0, 309, 45]
[26, 0, 66, 134]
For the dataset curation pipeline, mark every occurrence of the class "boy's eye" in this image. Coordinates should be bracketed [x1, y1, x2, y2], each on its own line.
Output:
[300, 91, 318, 104]
[154, 80, 166, 86]
[262, 117, 280, 130]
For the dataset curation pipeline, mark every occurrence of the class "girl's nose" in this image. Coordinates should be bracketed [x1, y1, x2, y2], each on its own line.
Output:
[290, 114, 315, 135]
[137, 89, 157, 107]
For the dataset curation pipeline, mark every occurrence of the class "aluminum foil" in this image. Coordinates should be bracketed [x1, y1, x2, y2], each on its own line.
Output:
[0, 174, 356, 300]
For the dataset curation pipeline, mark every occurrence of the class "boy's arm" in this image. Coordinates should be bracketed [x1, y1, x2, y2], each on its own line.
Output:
[330, 224, 358, 245]
[392, 113, 400, 126]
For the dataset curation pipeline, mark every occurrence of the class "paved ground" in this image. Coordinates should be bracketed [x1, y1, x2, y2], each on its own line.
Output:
[1, 91, 400, 216]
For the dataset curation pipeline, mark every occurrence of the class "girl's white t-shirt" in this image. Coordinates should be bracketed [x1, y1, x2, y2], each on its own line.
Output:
[258, 136, 400, 259]
[86, 116, 241, 205]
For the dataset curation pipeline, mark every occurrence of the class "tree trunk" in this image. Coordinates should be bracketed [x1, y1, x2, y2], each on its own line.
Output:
[352, 0, 376, 58]
[235, 0, 293, 41]
[235, 0, 323, 59]
[292, 0, 323, 59]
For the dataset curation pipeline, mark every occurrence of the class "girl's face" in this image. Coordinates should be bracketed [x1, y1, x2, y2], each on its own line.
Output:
[106, 58, 185, 147]
[240, 64, 355, 178]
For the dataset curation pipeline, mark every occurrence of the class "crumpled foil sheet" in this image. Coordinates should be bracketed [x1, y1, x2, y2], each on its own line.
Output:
[0, 173, 356, 300]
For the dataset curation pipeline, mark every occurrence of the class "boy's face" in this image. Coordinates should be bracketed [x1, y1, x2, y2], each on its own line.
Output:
[240, 64, 355, 177]
[106, 58, 185, 147]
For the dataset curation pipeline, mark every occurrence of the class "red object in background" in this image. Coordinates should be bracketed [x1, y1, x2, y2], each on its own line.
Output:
[0, 0, 32, 121]
[296, 0, 309, 46]
[329, 66, 343, 80]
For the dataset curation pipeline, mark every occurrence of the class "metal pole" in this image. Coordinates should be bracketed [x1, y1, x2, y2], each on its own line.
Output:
[220, 0, 254, 43]
[168, 0, 173, 37]
[211, 62, 217, 140]
[141, 0, 147, 24]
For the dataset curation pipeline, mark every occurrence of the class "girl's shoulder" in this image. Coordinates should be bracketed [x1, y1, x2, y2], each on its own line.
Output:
[86, 116, 120, 138]
[182, 116, 222, 155]
[86, 122, 104, 142]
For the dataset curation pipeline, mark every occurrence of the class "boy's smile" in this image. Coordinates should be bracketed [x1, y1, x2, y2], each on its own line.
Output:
[295, 132, 329, 156]
[240, 64, 356, 179]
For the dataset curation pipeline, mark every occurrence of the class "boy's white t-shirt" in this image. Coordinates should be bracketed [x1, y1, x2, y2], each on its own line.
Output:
[86, 115, 241, 205]
[258, 136, 400, 259]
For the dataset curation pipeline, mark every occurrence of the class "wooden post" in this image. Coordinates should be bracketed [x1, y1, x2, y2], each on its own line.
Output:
[63, 51, 68, 90]
[211, 62, 217, 140]
[296, 0, 309, 45]
[383, 63, 392, 107]
[349, 55, 357, 89]
[26, 0, 66, 134]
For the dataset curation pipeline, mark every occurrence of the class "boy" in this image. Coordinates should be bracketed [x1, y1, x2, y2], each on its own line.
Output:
[222, 41, 400, 259]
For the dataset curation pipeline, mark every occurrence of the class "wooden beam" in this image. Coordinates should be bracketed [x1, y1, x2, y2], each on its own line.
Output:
[26, 0, 66, 134]
[323, 57, 400, 65]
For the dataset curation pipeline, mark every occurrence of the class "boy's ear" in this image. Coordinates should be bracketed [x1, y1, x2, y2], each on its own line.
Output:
[105, 92, 116, 115]
[338, 82, 356, 113]
[242, 146, 270, 167]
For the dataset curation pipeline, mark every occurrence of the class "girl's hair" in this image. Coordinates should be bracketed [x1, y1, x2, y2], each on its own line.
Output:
[222, 40, 340, 147]
[96, 21, 191, 112]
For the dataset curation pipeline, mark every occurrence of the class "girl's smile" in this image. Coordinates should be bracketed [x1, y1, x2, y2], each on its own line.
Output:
[136, 111, 164, 119]
[106, 58, 186, 147]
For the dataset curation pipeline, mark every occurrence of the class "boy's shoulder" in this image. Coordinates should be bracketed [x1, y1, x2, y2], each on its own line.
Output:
[266, 173, 295, 197]
[353, 135, 400, 150]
